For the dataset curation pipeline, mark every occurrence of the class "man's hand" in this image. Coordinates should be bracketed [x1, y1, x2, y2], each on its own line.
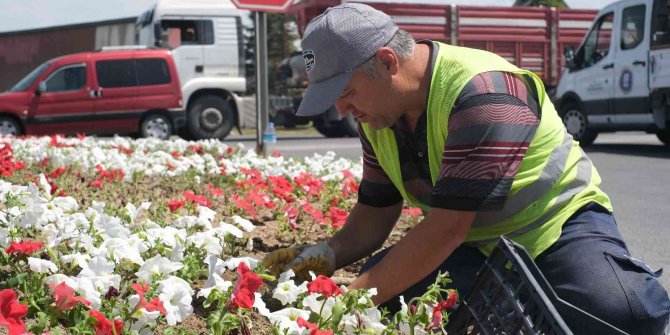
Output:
[261, 242, 336, 281]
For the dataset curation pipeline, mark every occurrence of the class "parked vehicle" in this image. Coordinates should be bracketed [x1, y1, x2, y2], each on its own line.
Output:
[0, 48, 184, 139]
[135, 0, 247, 140]
[288, 1, 598, 137]
[291, 0, 599, 90]
[555, 0, 670, 145]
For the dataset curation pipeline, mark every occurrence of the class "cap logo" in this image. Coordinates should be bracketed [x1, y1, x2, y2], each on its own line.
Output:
[303, 49, 315, 73]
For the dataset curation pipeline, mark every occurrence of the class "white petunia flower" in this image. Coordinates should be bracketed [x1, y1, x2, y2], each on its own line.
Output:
[215, 223, 244, 239]
[28, 257, 58, 274]
[158, 276, 194, 325]
[223, 256, 259, 271]
[135, 255, 184, 282]
[266, 308, 311, 335]
[272, 279, 302, 306]
[52, 196, 79, 211]
[231, 215, 255, 232]
[302, 293, 336, 319]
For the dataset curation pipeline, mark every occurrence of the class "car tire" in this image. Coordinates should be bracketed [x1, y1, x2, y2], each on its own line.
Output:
[561, 103, 598, 146]
[141, 114, 172, 140]
[0, 116, 22, 136]
[187, 96, 235, 140]
[656, 129, 670, 145]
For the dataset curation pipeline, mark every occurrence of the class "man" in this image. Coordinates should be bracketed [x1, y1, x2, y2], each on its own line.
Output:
[262, 3, 670, 334]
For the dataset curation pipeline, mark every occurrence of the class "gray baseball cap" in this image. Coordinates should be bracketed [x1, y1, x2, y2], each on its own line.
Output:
[295, 3, 398, 116]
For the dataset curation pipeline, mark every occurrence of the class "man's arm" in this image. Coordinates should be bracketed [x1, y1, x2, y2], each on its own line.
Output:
[328, 201, 403, 269]
[348, 208, 475, 305]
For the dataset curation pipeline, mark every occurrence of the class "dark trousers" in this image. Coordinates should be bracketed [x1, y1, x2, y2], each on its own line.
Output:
[360, 203, 670, 334]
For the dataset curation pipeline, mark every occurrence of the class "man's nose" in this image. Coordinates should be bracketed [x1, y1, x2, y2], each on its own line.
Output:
[334, 99, 350, 117]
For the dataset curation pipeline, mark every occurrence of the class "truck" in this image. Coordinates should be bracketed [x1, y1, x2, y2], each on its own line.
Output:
[287, 0, 599, 137]
[134, 0, 247, 140]
[555, 0, 670, 146]
[290, 0, 598, 91]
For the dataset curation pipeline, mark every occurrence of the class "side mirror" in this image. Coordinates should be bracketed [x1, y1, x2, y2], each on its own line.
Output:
[564, 46, 576, 69]
[35, 81, 46, 95]
[153, 23, 162, 47]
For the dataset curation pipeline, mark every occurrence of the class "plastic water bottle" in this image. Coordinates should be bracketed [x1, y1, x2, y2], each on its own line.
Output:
[263, 122, 277, 155]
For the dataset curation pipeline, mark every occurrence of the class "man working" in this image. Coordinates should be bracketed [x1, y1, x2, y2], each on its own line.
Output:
[262, 4, 670, 334]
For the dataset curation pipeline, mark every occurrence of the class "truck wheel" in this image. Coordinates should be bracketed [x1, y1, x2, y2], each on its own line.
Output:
[561, 104, 598, 146]
[187, 96, 234, 140]
[0, 117, 21, 136]
[313, 111, 359, 138]
[141, 114, 172, 140]
[656, 129, 670, 145]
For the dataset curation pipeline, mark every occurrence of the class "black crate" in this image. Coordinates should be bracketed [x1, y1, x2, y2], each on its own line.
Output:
[445, 236, 628, 335]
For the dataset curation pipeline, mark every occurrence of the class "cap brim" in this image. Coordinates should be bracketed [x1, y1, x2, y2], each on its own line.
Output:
[296, 71, 353, 116]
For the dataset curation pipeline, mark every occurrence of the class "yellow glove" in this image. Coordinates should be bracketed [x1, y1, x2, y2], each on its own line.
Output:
[262, 246, 303, 277]
[285, 242, 336, 281]
[262, 242, 336, 281]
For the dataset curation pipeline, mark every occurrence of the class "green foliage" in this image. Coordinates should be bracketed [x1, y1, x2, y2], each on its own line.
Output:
[513, 0, 569, 8]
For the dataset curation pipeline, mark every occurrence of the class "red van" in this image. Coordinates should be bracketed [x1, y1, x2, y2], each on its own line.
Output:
[0, 48, 184, 140]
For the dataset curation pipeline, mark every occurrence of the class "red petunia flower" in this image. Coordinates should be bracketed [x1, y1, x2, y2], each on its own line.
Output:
[51, 282, 91, 311]
[89, 310, 123, 335]
[167, 199, 186, 212]
[297, 317, 334, 335]
[131, 283, 167, 316]
[307, 275, 341, 297]
[428, 290, 458, 329]
[4, 240, 43, 255]
[327, 206, 348, 228]
[231, 262, 263, 310]
[0, 289, 28, 335]
[182, 191, 211, 208]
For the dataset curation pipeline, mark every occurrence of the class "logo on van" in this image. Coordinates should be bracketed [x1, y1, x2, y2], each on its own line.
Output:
[303, 50, 315, 73]
[619, 69, 633, 92]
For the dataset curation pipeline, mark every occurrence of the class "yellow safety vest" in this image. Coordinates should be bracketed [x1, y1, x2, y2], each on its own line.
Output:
[362, 42, 612, 257]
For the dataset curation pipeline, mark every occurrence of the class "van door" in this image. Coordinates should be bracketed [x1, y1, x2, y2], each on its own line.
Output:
[613, 2, 652, 126]
[572, 10, 616, 128]
[27, 62, 96, 135]
[158, 19, 206, 86]
[93, 58, 139, 134]
[134, 57, 180, 111]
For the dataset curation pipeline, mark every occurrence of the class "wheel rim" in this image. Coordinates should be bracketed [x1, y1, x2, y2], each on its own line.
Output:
[200, 107, 223, 131]
[0, 120, 18, 136]
[144, 117, 170, 139]
[563, 109, 586, 138]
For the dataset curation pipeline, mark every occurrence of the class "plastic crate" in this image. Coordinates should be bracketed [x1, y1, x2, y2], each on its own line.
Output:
[445, 236, 628, 335]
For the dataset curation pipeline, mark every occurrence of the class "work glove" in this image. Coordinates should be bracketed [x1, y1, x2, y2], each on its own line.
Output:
[262, 242, 336, 282]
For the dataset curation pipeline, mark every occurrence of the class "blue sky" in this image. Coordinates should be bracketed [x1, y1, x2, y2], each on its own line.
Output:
[0, 0, 619, 34]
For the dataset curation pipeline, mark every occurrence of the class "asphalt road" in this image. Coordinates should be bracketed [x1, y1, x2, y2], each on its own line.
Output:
[225, 131, 670, 291]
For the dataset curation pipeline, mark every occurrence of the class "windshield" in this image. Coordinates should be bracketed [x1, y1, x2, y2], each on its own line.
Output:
[8, 61, 51, 92]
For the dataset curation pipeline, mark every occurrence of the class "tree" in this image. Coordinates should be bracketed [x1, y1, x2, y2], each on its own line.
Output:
[513, 0, 569, 8]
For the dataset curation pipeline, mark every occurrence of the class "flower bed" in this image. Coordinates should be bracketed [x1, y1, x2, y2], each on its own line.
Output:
[0, 135, 452, 335]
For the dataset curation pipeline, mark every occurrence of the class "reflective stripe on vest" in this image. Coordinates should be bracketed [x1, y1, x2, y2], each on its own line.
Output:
[472, 131, 582, 227]
[467, 136, 594, 247]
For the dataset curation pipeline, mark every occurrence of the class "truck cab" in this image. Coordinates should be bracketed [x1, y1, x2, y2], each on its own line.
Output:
[135, 0, 246, 140]
[555, 0, 670, 145]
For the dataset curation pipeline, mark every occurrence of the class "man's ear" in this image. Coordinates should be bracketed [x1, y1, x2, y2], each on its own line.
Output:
[376, 47, 399, 75]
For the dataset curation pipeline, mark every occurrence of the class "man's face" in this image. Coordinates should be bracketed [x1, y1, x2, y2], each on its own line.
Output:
[334, 69, 402, 130]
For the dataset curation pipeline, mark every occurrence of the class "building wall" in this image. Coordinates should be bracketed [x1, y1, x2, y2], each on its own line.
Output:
[0, 19, 135, 91]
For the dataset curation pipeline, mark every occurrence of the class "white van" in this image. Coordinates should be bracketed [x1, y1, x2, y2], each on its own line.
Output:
[555, 0, 670, 145]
